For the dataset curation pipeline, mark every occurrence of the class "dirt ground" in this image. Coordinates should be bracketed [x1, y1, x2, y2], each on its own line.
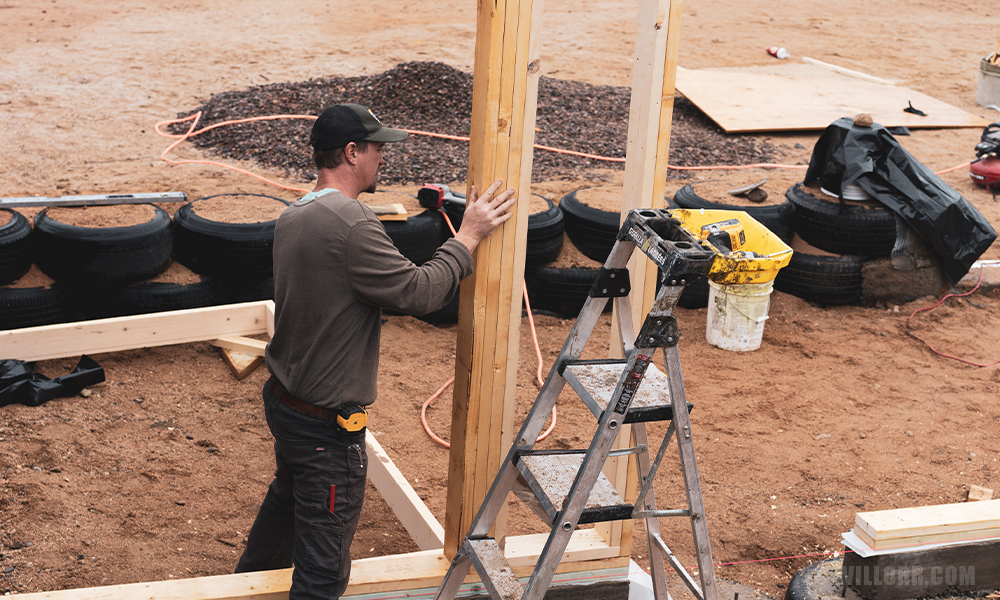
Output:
[2, 0, 1000, 597]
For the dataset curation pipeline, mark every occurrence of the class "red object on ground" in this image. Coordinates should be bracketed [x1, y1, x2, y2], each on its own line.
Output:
[970, 157, 1000, 189]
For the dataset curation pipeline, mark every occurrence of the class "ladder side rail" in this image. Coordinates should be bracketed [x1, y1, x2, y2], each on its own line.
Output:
[522, 350, 654, 600]
[651, 533, 707, 600]
[462, 238, 640, 542]
[632, 422, 671, 600]
[433, 554, 474, 600]
[661, 345, 720, 600]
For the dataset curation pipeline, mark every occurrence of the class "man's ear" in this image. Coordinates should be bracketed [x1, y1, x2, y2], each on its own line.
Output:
[344, 141, 358, 164]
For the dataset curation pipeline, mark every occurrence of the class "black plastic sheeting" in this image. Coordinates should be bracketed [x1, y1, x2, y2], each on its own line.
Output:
[0, 355, 105, 408]
[804, 117, 997, 284]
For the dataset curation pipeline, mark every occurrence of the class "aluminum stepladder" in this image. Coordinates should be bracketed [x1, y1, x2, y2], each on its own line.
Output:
[435, 207, 724, 600]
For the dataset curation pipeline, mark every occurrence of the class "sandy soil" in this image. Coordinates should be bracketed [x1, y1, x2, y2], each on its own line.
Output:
[2, 0, 1000, 598]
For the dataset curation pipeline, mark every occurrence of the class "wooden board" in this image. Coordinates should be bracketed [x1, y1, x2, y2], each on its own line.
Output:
[0, 301, 274, 362]
[675, 62, 989, 133]
[367, 202, 408, 221]
[365, 433, 445, 551]
[8, 530, 623, 600]
[216, 348, 264, 380]
[854, 499, 1000, 550]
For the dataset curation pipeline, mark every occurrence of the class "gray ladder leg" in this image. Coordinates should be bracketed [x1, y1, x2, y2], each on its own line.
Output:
[631, 422, 671, 600]
[434, 552, 473, 600]
[662, 345, 720, 600]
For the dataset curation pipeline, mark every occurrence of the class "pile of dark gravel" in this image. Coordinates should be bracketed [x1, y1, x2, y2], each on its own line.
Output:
[172, 61, 779, 185]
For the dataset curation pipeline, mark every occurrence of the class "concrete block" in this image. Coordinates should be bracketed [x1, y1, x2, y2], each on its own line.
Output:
[843, 538, 1000, 600]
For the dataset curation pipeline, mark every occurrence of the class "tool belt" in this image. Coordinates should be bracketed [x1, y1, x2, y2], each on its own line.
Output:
[271, 378, 368, 433]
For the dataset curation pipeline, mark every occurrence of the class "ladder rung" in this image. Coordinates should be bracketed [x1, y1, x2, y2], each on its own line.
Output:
[517, 452, 632, 524]
[464, 538, 523, 600]
[564, 361, 685, 423]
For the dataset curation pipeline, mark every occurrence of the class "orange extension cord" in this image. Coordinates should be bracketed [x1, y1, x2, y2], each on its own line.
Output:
[420, 211, 555, 448]
[154, 111, 974, 445]
[155, 111, 969, 179]
[906, 266, 1000, 367]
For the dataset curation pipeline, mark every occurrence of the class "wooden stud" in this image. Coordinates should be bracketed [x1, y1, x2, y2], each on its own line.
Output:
[444, 0, 541, 559]
[8, 531, 623, 600]
[600, 0, 684, 557]
[216, 348, 264, 380]
[0, 301, 274, 362]
[211, 336, 267, 356]
[366, 433, 445, 551]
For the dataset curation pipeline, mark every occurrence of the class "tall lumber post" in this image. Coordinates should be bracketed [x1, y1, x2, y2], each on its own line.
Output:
[444, 0, 543, 559]
[599, 0, 684, 557]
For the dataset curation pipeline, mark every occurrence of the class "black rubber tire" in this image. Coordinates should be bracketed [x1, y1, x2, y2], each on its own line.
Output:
[441, 194, 565, 268]
[672, 182, 795, 243]
[173, 193, 290, 282]
[774, 245, 864, 305]
[382, 209, 445, 266]
[0, 285, 75, 330]
[786, 183, 896, 256]
[525, 196, 565, 268]
[33, 205, 173, 287]
[524, 266, 612, 318]
[785, 558, 840, 600]
[559, 189, 620, 262]
[222, 276, 274, 304]
[416, 286, 461, 325]
[92, 277, 228, 319]
[0, 209, 33, 286]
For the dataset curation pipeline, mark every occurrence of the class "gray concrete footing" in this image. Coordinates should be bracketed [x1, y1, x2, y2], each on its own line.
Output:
[842, 539, 1000, 600]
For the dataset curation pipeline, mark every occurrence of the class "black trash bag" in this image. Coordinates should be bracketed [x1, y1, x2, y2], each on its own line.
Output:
[0, 355, 105, 408]
[804, 117, 997, 284]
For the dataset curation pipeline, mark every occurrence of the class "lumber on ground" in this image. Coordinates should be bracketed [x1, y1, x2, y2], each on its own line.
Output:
[444, 0, 542, 558]
[0, 301, 275, 362]
[0, 303, 445, 557]
[853, 498, 1000, 550]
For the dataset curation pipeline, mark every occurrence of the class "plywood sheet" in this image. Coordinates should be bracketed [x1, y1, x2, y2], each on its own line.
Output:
[676, 62, 989, 133]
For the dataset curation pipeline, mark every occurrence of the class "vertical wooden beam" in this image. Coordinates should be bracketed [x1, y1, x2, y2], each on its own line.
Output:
[444, 0, 542, 559]
[599, 0, 684, 556]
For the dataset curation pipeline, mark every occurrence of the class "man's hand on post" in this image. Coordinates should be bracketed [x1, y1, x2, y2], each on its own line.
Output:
[453, 179, 517, 253]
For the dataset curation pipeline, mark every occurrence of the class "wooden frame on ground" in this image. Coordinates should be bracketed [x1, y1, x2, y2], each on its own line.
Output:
[1, 302, 627, 598]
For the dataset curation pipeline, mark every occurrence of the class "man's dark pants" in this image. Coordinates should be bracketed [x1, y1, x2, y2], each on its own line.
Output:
[236, 378, 368, 599]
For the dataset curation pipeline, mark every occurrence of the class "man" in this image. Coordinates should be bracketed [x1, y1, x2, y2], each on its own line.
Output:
[235, 103, 516, 599]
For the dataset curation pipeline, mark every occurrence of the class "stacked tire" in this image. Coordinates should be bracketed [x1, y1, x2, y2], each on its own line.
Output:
[669, 181, 796, 308]
[173, 193, 289, 305]
[0, 208, 70, 330]
[431, 193, 565, 323]
[774, 183, 900, 305]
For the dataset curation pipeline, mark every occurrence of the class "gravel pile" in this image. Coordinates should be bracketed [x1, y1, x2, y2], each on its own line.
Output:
[173, 61, 779, 185]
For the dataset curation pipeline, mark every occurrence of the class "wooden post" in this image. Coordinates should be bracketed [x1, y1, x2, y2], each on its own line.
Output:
[599, 0, 684, 556]
[444, 0, 543, 559]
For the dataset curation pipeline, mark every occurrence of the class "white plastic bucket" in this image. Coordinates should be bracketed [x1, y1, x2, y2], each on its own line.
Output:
[705, 280, 774, 351]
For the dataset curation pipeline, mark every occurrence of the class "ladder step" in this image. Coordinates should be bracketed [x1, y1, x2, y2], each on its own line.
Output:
[517, 452, 632, 524]
[464, 538, 523, 600]
[564, 360, 685, 423]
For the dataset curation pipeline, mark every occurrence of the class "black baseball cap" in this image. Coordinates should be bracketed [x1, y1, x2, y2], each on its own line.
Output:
[311, 104, 409, 151]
